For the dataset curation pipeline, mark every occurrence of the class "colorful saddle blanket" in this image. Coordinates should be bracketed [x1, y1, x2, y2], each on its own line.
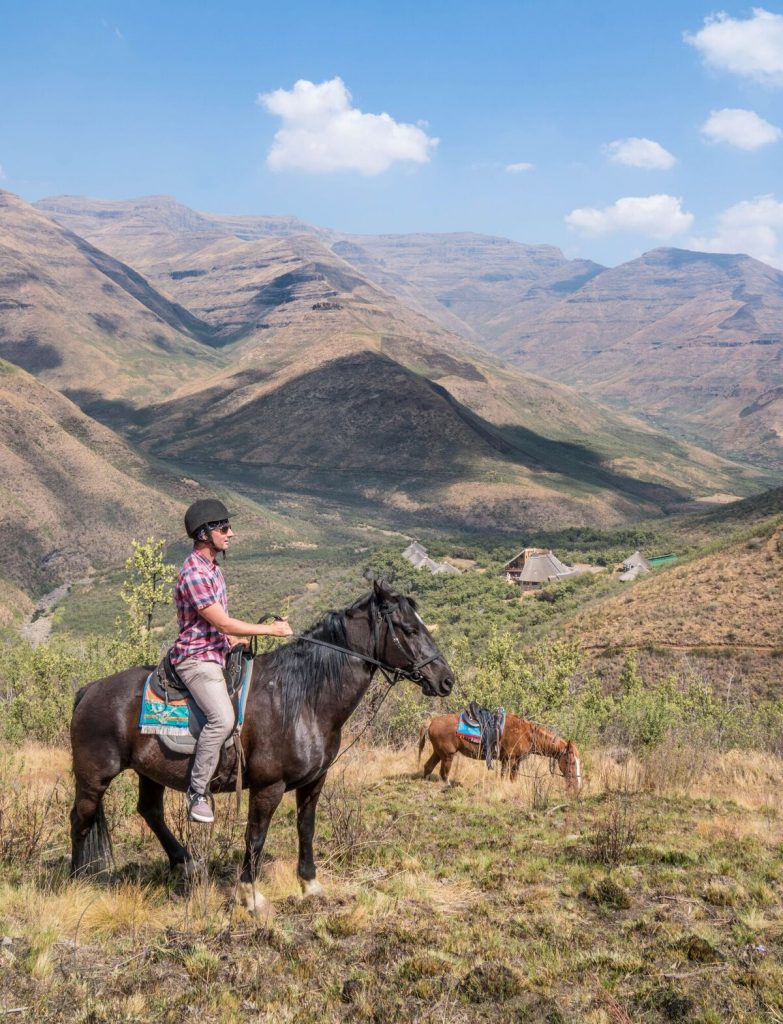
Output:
[456, 714, 483, 744]
[138, 657, 253, 754]
[456, 703, 507, 768]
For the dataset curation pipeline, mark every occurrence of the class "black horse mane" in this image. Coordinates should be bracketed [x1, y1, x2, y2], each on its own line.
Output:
[264, 591, 373, 728]
[265, 588, 420, 728]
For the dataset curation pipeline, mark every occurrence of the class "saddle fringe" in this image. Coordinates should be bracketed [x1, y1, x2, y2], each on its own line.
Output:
[140, 725, 187, 736]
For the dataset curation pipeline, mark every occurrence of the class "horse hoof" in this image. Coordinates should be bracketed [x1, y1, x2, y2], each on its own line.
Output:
[300, 878, 324, 898]
[174, 860, 196, 880]
[237, 882, 274, 921]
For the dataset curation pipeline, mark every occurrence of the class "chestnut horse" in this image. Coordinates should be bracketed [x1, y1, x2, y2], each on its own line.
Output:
[70, 582, 453, 916]
[418, 713, 582, 793]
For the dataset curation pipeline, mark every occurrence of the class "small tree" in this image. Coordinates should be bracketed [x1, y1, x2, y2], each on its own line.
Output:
[113, 538, 177, 665]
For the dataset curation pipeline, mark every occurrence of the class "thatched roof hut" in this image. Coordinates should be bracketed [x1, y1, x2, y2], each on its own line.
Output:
[618, 550, 651, 581]
[503, 548, 577, 587]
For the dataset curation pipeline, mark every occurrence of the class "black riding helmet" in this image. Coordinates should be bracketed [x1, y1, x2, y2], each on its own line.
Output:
[184, 499, 232, 539]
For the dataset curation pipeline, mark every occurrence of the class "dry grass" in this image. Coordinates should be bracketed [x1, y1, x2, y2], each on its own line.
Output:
[571, 524, 783, 693]
[2, 738, 783, 1022]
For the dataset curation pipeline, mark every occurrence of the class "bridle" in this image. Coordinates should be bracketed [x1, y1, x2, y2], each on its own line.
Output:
[294, 599, 444, 687]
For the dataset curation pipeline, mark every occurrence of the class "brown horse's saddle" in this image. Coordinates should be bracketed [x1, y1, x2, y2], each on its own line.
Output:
[457, 702, 507, 769]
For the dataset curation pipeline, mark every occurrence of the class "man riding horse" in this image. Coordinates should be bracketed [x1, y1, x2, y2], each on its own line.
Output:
[173, 499, 292, 823]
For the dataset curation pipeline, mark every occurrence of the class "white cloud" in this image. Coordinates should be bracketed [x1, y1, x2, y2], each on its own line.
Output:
[257, 77, 438, 175]
[605, 137, 676, 169]
[684, 8, 783, 86]
[690, 195, 783, 268]
[701, 108, 781, 150]
[565, 195, 694, 239]
[505, 161, 534, 173]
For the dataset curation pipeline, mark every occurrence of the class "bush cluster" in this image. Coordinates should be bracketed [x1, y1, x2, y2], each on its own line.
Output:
[373, 631, 783, 755]
[3, 537, 782, 756]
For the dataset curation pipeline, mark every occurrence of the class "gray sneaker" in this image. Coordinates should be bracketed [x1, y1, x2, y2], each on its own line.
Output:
[187, 789, 214, 823]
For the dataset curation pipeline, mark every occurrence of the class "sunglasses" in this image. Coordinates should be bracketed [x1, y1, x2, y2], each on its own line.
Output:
[207, 521, 231, 535]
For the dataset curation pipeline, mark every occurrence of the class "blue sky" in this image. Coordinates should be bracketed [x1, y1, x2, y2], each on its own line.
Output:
[2, 1, 783, 267]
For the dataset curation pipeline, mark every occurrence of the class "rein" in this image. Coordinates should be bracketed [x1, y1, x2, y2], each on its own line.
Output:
[292, 602, 442, 767]
[293, 604, 441, 687]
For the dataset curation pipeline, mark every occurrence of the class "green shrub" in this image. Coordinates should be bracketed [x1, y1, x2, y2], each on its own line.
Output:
[0, 638, 131, 744]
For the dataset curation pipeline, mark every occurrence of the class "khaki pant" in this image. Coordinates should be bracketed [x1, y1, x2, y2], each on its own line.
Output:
[176, 657, 235, 796]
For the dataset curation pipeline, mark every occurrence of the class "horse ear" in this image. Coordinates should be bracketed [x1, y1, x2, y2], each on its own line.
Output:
[373, 578, 388, 599]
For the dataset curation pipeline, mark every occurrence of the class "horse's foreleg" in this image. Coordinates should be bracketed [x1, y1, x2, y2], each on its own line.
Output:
[238, 781, 286, 918]
[296, 774, 326, 896]
[510, 757, 521, 781]
[137, 776, 190, 874]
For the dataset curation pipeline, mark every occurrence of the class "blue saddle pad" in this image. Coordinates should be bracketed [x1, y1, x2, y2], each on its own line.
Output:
[456, 713, 483, 743]
[138, 657, 253, 738]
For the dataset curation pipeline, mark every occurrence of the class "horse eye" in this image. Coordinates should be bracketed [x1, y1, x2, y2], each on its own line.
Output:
[400, 623, 416, 636]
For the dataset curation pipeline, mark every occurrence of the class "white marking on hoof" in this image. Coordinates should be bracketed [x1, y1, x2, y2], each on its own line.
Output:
[237, 881, 274, 920]
[300, 878, 324, 897]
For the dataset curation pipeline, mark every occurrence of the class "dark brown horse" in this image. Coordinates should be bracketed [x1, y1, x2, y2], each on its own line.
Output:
[418, 713, 582, 793]
[70, 582, 453, 916]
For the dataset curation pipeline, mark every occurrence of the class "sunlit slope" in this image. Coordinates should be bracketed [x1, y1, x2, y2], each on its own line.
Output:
[0, 359, 184, 592]
[330, 231, 605, 337]
[492, 248, 783, 470]
[551, 488, 783, 693]
[0, 190, 223, 400]
[34, 193, 329, 267]
[31, 195, 783, 471]
[18, 193, 771, 529]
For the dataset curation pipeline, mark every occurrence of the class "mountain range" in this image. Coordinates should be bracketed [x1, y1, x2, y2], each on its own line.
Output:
[34, 194, 783, 472]
[1, 188, 781, 599]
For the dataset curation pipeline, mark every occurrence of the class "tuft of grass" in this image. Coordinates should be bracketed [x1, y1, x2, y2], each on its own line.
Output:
[588, 795, 640, 866]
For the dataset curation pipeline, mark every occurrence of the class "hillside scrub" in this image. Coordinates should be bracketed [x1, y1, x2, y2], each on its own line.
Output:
[3, 619, 783, 755]
[1, 741, 782, 1023]
[357, 630, 783, 758]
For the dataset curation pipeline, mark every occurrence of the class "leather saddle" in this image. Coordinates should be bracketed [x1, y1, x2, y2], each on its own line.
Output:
[150, 643, 248, 703]
[147, 644, 252, 756]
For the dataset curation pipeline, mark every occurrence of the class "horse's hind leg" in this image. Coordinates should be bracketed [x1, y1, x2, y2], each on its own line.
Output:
[296, 774, 327, 896]
[422, 750, 441, 779]
[70, 775, 115, 877]
[239, 781, 286, 918]
[137, 776, 190, 875]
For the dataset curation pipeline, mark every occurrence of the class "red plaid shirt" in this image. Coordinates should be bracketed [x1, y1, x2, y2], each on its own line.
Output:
[171, 549, 231, 666]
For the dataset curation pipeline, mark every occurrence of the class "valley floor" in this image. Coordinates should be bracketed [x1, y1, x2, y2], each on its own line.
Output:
[1, 742, 782, 1023]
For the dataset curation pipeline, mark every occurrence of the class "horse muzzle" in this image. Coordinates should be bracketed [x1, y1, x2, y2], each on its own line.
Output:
[421, 674, 453, 697]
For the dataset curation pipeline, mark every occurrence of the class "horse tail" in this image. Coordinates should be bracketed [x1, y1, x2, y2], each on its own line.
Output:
[72, 684, 89, 711]
[417, 720, 432, 764]
[70, 799, 114, 878]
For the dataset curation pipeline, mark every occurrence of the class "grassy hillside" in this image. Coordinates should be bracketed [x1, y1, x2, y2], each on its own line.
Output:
[537, 488, 783, 697]
[1, 742, 782, 1023]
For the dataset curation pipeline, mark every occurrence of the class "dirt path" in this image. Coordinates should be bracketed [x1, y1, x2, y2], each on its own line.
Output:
[20, 582, 72, 647]
[583, 640, 781, 653]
